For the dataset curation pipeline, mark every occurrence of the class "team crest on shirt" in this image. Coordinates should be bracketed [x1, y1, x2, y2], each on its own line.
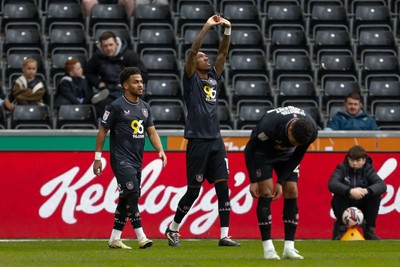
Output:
[102, 110, 110, 121]
[256, 169, 262, 178]
[208, 78, 217, 86]
[126, 181, 134, 190]
[196, 174, 204, 182]
[142, 108, 148, 118]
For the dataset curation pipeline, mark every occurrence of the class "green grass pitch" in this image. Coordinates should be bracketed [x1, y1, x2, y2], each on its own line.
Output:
[1, 239, 399, 267]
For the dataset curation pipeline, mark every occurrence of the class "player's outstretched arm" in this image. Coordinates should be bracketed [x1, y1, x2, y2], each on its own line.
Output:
[215, 17, 231, 76]
[185, 15, 223, 77]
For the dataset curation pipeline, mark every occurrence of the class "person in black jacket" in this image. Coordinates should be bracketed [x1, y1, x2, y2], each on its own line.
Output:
[328, 145, 387, 240]
[85, 31, 148, 117]
[54, 59, 93, 108]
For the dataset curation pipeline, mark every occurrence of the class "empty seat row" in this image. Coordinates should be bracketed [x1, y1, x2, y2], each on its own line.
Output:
[0, 104, 98, 130]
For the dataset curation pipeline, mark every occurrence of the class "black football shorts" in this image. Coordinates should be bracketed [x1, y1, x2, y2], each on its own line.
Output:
[186, 138, 229, 186]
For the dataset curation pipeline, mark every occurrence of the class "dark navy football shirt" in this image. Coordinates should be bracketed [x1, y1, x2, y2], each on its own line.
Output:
[183, 67, 221, 139]
[250, 106, 318, 158]
[101, 96, 154, 170]
[248, 106, 319, 182]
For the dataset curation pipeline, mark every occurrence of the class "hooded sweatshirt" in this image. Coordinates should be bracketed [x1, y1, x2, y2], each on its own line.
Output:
[325, 109, 378, 130]
[85, 37, 148, 95]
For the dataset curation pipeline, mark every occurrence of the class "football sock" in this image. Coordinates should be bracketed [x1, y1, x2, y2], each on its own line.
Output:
[262, 239, 275, 251]
[283, 198, 298, 241]
[257, 197, 272, 241]
[284, 240, 295, 251]
[220, 227, 229, 239]
[173, 187, 200, 223]
[134, 227, 145, 241]
[126, 192, 142, 229]
[109, 229, 122, 242]
[215, 180, 231, 228]
[112, 196, 128, 231]
[169, 221, 180, 232]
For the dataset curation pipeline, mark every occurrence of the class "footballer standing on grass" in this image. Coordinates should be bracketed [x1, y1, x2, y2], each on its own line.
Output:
[244, 106, 318, 260]
[93, 67, 167, 250]
[164, 15, 240, 247]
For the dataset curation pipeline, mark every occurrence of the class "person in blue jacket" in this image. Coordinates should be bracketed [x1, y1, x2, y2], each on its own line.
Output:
[324, 93, 378, 131]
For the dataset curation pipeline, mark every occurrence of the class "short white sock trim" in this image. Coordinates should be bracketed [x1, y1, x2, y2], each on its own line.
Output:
[220, 227, 229, 239]
[263, 239, 275, 251]
[134, 227, 145, 241]
[284, 240, 295, 251]
[169, 221, 180, 232]
[109, 229, 122, 242]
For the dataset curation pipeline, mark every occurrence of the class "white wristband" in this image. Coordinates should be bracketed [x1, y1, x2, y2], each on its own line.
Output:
[95, 152, 102, 161]
[224, 27, 231, 36]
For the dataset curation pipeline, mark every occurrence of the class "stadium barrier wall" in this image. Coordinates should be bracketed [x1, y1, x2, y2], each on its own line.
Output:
[0, 130, 399, 239]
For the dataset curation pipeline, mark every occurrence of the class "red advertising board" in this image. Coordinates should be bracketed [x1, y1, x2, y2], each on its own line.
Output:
[0, 152, 398, 239]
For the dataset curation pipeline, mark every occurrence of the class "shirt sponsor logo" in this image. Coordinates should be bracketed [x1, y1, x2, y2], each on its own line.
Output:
[203, 85, 217, 102]
[131, 120, 145, 138]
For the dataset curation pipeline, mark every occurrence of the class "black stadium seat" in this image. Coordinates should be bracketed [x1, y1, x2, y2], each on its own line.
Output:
[149, 99, 186, 129]
[133, 4, 172, 34]
[141, 48, 180, 75]
[373, 102, 400, 130]
[2, 1, 40, 30]
[3, 0, 392, 130]
[236, 100, 273, 129]
[57, 104, 98, 129]
[11, 105, 52, 129]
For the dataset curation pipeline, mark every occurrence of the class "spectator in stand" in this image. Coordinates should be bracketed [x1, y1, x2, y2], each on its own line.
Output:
[135, 0, 169, 6]
[82, 0, 135, 17]
[324, 93, 378, 131]
[85, 31, 148, 117]
[328, 145, 387, 240]
[54, 59, 93, 109]
[12, 57, 47, 107]
[0, 86, 14, 111]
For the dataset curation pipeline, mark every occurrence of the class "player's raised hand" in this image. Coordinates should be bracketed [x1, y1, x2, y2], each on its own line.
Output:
[206, 15, 222, 27]
[219, 17, 231, 29]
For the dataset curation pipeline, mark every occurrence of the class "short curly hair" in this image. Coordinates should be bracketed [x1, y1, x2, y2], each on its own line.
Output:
[119, 67, 141, 85]
[292, 119, 314, 145]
